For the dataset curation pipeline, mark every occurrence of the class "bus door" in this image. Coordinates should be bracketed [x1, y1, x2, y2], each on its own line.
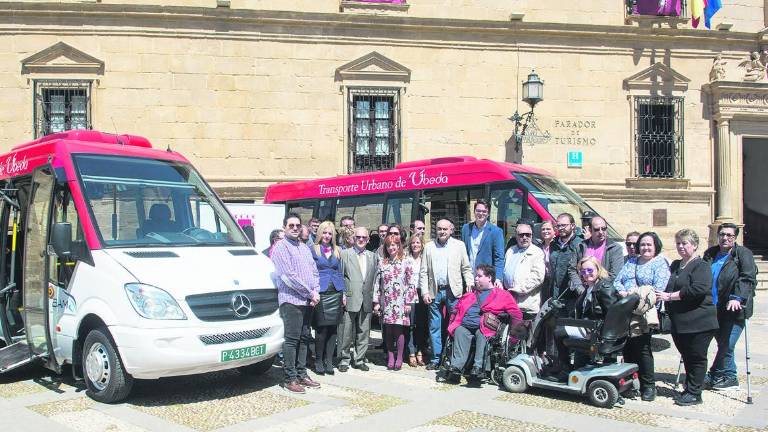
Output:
[488, 182, 534, 249]
[22, 166, 57, 369]
[383, 193, 416, 228]
[421, 187, 484, 239]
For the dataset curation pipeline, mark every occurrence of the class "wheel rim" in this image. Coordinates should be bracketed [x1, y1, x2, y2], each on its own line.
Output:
[510, 373, 522, 386]
[85, 342, 111, 391]
[593, 387, 609, 403]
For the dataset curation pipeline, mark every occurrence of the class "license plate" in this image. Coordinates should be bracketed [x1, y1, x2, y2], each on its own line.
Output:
[220, 344, 266, 362]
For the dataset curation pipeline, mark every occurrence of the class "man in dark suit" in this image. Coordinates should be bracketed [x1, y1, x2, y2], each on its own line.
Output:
[338, 227, 378, 372]
[460, 199, 505, 282]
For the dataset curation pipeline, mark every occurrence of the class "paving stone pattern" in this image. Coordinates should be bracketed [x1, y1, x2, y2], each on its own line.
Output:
[1, 303, 767, 432]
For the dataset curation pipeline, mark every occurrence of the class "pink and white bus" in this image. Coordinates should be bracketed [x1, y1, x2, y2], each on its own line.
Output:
[0, 130, 283, 403]
[264, 156, 620, 244]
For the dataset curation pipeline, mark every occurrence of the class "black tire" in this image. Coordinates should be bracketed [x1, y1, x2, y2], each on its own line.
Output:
[237, 355, 275, 376]
[587, 379, 619, 408]
[502, 366, 528, 393]
[82, 327, 134, 403]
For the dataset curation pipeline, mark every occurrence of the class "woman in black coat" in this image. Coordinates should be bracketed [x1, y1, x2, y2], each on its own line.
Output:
[658, 229, 718, 406]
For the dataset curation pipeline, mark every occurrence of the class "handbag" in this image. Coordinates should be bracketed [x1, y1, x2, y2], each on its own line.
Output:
[656, 304, 672, 335]
[475, 292, 501, 332]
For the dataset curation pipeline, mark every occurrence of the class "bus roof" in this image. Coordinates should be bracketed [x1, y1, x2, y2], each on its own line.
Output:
[0, 130, 189, 180]
[264, 156, 554, 203]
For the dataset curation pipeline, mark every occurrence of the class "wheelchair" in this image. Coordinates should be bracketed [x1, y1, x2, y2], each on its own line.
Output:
[436, 312, 524, 385]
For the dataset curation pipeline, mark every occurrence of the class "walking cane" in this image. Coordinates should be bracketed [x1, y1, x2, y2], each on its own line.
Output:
[745, 319, 753, 404]
[674, 356, 684, 391]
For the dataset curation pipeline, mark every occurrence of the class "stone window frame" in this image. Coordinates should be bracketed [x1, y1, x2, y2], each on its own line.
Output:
[346, 87, 401, 174]
[623, 62, 691, 189]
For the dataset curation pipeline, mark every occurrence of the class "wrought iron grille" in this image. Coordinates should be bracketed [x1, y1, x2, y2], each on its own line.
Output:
[34, 80, 92, 138]
[634, 96, 684, 178]
[348, 88, 400, 173]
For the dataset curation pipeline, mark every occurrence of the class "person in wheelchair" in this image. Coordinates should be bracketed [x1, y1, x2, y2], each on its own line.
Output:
[550, 256, 618, 381]
[446, 264, 522, 381]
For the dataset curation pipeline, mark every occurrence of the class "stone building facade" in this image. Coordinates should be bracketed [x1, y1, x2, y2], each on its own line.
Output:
[1, 0, 768, 247]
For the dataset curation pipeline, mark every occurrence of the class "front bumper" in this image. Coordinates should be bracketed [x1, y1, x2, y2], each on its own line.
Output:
[110, 315, 284, 379]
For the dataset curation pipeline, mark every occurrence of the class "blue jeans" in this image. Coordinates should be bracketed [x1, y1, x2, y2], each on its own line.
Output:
[709, 317, 744, 379]
[428, 288, 458, 364]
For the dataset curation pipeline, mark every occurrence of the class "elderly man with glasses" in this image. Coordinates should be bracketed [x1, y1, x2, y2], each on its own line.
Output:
[338, 227, 379, 372]
[502, 220, 546, 319]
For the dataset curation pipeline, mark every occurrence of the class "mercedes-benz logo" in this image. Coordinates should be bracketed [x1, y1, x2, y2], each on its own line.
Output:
[231, 293, 252, 318]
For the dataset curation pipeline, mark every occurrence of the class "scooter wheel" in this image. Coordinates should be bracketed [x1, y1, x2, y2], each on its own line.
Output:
[587, 379, 619, 408]
[502, 366, 528, 393]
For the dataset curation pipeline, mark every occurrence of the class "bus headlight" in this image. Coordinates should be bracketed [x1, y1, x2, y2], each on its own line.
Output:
[125, 283, 187, 320]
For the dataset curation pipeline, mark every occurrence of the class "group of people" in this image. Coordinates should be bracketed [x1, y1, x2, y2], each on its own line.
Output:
[267, 205, 758, 408]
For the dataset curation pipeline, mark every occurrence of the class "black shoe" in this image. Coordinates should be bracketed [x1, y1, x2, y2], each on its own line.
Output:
[641, 387, 656, 402]
[675, 392, 703, 406]
[426, 363, 440, 371]
[338, 365, 349, 373]
[352, 363, 370, 372]
[712, 376, 739, 390]
[469, 366, 482, 377]
[314, 365, 325, 376]
[703, 374, 716, 390]
[325, 366, 335, 376]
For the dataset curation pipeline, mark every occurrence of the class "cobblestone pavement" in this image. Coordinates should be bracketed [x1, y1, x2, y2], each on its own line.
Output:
[2, 302, 767, 432]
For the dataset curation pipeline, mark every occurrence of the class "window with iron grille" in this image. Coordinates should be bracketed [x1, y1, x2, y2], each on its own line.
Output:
[348, 88, 400, 173]
[34, 80, 92, 138]
[634, 96, 684, 178]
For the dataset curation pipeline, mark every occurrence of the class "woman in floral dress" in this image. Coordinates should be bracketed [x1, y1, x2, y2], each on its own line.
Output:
[374, 235, 418, 371]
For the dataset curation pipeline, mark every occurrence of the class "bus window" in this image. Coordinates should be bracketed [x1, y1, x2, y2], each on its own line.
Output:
[318, 199, 333, 222]
[286, 201, 315, 225]
[490, 185, 526, 247]
[335, 195, 383, 231]
[384, 195, 414, 226]
[422, 188, 483, 239]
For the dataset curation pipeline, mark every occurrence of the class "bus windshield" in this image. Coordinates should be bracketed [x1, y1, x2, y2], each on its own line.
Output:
[75, 154, 248, 248]
[514, 172, 621, 239]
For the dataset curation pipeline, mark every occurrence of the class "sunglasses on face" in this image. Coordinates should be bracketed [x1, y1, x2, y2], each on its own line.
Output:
[592, 227, 609, 232]
[556, 224, 572, 229]
[718, 233, 736, 238]
[517, 232, 532, 238]
[355, 236, 369, 240]
[625, 242, 636, 247]
[579, 268, 595, 276]
[286, 223, 301, 229]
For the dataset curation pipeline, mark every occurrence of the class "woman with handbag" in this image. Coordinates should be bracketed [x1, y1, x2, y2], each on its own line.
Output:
[373, 235, 418, 371]
[447, 264, 522, 381]
[658, 229, 717, 406]
[311, 221, 347, 375]
[613, 231, 671, 401]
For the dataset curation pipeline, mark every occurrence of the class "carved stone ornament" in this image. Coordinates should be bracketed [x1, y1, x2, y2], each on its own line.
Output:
[709, 54, 727, 82]
[739, 51, 767, 82]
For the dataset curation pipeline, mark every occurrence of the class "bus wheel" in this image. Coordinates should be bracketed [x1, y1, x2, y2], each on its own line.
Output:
[238, 356, 274, 376]
[82, 328, 134, 403]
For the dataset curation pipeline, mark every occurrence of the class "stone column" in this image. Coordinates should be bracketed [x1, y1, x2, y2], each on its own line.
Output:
[715, 118, 735, 221]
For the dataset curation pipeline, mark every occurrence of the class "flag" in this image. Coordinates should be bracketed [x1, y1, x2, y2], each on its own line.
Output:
[704, 0, 722, 29]
[691, 0, 706, 28]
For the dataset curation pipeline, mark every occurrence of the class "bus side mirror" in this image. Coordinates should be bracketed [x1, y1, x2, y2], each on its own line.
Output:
[51, 222, 73, 257]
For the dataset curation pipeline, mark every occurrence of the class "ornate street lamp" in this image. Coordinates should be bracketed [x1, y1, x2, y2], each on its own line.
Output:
[511, 69, 544, 151]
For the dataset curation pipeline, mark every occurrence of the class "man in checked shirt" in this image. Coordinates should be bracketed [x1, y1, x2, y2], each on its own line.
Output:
[271, 212, 321, 394]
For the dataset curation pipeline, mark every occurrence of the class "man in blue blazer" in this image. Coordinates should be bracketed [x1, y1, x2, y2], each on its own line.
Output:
[460, 199, 505, 282]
